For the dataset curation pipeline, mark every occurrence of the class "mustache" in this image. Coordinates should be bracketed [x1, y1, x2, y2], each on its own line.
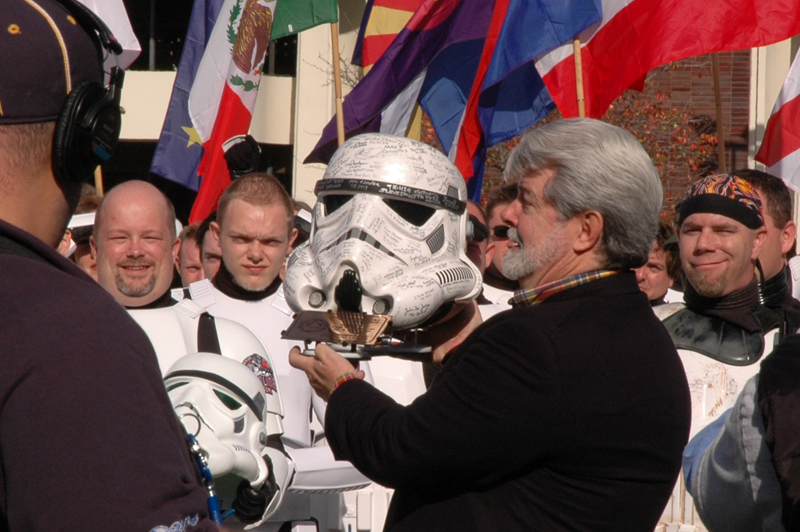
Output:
[507, 227, 522, 246]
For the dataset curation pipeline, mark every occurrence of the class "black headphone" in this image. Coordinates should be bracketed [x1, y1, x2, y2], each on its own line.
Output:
[51, 0, 125, 183]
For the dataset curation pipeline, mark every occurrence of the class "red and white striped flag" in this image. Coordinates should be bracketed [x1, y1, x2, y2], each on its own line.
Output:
[535, 0, 800, 120]
[188, 0, 277, 223]
[756, 53, 800, 191]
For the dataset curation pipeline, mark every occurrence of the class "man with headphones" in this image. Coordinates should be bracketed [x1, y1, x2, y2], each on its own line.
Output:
[0, 1, 217, 531]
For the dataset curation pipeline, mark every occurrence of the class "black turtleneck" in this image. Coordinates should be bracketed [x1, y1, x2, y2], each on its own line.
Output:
[683, 279, 762, 332]
[212, 261, 282, 301]
[124, 287, 178, 310]
[762, 265, 800, 309]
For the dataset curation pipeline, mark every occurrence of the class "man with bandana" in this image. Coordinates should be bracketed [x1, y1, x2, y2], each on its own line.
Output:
[680, 171, 800, 532]
[656, 173, 799, 529]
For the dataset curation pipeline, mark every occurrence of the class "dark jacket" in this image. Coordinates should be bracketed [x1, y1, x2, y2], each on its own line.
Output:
[758, 333, 800, 530]
[326, 272, 691, 531]
[0, 219, 215, 532]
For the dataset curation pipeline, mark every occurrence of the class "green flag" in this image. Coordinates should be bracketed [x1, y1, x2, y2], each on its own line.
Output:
[272, 0, 338, 40]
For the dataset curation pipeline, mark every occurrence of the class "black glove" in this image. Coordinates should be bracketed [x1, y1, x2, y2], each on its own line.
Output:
[224, 135, 261, 179]
[232, 456, 279, 523]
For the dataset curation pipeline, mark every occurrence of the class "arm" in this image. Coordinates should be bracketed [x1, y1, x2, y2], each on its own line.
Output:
[0, 306, 216, 531]
[686, 376, 785, 532]
[291, 316, 563, 492]
[758, 333, 800, 529]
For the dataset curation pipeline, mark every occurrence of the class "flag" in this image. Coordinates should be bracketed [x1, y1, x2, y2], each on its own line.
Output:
[78, 0, 141, 70]
[188, 0, 278, 223]
[307, 0, 599, 199]
[756, 53, 800, 192]
[352, 0, 424, 73]
[272, 0, 338, 41]
[150, 0, 225, 192]
[536, 0, 800, 120]
[449, 0, 601, 192]
[305, 0, 494, 165]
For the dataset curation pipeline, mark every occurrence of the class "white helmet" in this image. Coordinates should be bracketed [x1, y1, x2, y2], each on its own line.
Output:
[284, 133, 481, 331]
[165, 353, 270, 488]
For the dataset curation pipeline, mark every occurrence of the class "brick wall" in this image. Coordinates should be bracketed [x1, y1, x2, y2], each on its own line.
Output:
[645, 51, 751, 172]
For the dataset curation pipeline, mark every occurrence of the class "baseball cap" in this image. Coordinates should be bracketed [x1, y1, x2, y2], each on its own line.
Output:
[0, 0, 103, 124]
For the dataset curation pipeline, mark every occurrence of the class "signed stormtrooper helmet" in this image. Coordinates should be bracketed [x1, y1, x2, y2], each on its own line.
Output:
[284, 133, 481, 330]
[165, 353, 269, 486]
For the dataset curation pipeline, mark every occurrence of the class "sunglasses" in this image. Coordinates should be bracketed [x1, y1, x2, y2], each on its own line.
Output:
[491, 225, 510, 240]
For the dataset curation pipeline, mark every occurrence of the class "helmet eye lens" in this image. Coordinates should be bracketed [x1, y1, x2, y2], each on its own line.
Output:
[213, 390, 243, 410]
[324, 194, 354, 215]
[383, 199, 436, 226]
[166, 381, 189, 392]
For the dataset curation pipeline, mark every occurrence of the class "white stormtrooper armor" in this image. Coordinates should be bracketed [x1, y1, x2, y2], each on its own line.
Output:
[790, 255, 800, 300]
[653, 303, 780, 532]
[182, 281, 372, 531]
[129, 301, 291, 528]
[166, 354, 292, 527]
[284, 133, 482, 331]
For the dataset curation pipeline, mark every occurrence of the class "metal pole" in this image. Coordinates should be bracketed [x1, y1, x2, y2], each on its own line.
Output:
[149, 0, 156, 71]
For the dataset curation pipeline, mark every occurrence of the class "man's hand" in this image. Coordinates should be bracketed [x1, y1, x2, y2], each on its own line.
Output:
[289, 344, 365, 401]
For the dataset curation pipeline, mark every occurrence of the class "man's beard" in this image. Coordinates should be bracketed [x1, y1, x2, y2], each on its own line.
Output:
[685, 267, 728, 298]
[233, 269, 274, 292]
[503, 225, 568, 282]
[116, 265, 157, 298]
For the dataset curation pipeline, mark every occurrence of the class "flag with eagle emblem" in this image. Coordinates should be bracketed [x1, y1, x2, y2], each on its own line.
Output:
[187, 0, 277, 223]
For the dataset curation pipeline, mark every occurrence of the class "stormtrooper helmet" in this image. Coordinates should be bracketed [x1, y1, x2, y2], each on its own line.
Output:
[284, 133, 481, 331]
[165, 353, 269, 487]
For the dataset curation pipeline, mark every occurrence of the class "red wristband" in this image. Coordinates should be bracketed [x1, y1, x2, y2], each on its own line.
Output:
[330, 372, 360, 395]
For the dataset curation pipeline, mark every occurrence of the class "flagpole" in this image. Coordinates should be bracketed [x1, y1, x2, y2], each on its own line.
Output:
[330, 22, 346, 147]
[711, 53, 726, 173]
[573, 38, 585, 118]
[94, 166, 104, 196]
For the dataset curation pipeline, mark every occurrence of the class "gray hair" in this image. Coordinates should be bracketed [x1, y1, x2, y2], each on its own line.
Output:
[503, 119, 662, 269]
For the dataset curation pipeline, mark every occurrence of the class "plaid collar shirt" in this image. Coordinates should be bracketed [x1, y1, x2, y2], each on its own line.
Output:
[510, 270, 619, 308]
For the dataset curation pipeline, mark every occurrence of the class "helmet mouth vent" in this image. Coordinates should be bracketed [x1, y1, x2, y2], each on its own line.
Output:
[335, 270, 363, 313]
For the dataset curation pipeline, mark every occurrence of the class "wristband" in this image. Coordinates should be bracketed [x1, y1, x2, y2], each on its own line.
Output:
[330, 372, 360, 395]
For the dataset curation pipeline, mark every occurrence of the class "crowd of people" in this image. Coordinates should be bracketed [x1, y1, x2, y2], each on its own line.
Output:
[4, 1, 800, 531]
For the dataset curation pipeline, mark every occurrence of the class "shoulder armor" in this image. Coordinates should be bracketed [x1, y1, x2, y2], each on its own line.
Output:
[188, 278, 216, 309]
[662, 308, 764, 366]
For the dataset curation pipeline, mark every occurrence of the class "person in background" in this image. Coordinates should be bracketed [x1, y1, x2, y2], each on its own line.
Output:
[633, 220, 682, 306]
[184, 174, 371, 530]
[196, 210, 222, 280]
[175, 222, 205, 286]
[482, 184, 519, 308]
[69, 191, 102, 280]
[92, 180, 180, 310]
[731, 169, 799, 308]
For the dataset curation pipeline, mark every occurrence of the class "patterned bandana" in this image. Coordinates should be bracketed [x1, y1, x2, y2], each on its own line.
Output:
[510, 270, 618, 308]
[676, 174, 763, 229]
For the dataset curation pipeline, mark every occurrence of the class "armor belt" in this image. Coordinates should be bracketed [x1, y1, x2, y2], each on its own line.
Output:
[662, 307, 785, 366]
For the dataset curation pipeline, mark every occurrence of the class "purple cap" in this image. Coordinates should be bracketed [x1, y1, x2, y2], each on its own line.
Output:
[0, 0, 103, 124]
